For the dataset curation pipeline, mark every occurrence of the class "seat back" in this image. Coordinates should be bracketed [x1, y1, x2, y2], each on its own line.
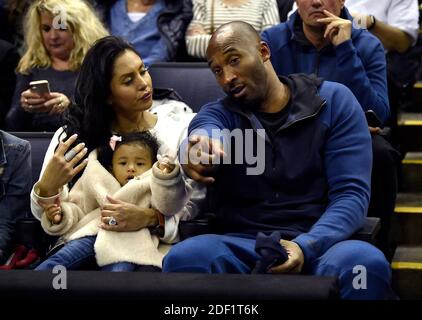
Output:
[9, 132, 54, 186]
[149, 62, 225, 112]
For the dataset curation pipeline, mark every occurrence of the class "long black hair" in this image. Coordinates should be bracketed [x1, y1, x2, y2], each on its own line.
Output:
[62, 36, 142, 153]
[97, 131, 160, 171]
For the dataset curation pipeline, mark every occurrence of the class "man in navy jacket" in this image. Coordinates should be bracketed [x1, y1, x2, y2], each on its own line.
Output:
[261, 0, 400, 258]
[163, 21, 394, 299]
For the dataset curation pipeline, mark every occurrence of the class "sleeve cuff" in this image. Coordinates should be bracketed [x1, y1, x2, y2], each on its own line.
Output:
[292, 234, 318, 266]
[32, 181, 62, 204]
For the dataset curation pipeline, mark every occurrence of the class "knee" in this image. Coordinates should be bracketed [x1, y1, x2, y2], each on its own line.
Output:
[349, 242, 390, 278]
[327, 241, 393, 299]
[332, 241, 390, 275]
[163, 234, 223, 272]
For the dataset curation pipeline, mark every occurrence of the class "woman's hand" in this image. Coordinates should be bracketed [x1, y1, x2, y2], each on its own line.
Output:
[20, 89, 48, 113]
[100, 195, 159, 232]
[20, 90, 70, 115]
[37, 134, 88, 197]
[42, 203, 63, 224]
[44, 92, 71, 115]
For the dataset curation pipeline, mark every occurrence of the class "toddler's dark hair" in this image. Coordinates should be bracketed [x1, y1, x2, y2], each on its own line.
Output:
[97, 131, 160, 169]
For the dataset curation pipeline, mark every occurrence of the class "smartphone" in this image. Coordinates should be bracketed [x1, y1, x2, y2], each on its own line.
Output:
[365, 110, 382, 128]
[29, 80, 50, 98]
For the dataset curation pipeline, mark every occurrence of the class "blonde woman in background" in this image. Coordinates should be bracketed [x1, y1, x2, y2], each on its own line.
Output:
[5, 0, 108, 132]
[186, 0, 280, 59]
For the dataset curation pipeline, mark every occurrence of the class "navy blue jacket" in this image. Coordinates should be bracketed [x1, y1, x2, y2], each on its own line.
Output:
[261, 9, 390, 124]
[187, 74, 372, 265]
[0, 131, 31, 263]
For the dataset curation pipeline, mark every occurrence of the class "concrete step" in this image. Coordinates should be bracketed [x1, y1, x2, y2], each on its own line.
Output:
[391, 245, 422, 299]
[397, 112, 422, 151]
[400, 152, 422, 192]
[398, 112, 422, 126]
[393, 193, 422, 245]
[413, 82, 422, 106]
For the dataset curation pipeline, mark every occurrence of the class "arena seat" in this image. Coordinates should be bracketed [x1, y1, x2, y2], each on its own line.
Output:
[149, 62, 225, 113]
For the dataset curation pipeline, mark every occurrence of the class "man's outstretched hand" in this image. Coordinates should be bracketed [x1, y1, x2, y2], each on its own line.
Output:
[181, 135, 225, 185]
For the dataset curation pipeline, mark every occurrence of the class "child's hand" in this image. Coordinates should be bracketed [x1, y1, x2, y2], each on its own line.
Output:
[43, 203, 63, 224]
[157, 154, 176, 174]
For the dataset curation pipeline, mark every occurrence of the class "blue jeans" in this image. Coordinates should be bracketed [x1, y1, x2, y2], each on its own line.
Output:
[35, 236, 137, 272]
[162, 234, 395, 300]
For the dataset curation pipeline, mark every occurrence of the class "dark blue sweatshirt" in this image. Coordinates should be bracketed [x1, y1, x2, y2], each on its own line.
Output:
[261, 8, 390, 124]
[187, 74, 372, 265]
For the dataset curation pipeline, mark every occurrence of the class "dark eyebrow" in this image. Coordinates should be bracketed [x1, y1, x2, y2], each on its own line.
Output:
[208, 46, 238, 66]
[119, 63, 146, 80]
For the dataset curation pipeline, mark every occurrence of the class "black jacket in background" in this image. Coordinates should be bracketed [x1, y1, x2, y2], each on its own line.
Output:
[92, 0, 193, 61]
[0, 40, 20, 129]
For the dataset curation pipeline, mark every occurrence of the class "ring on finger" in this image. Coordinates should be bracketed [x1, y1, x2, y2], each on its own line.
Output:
[108, 216, 118, 226]
[64, 149, 77, 162]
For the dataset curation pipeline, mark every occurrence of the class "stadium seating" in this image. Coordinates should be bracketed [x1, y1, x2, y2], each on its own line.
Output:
[2, 63, 381, 300]
[149, 62, 225, 112]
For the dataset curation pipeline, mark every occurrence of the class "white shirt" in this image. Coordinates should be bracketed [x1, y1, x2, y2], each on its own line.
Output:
[127, 12, 146, 23]
[187, 0, 280, 58]
[346, 0, 419, 44]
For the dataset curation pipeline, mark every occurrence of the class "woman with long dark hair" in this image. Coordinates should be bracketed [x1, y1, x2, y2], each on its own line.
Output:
[30, 36, 201, 260]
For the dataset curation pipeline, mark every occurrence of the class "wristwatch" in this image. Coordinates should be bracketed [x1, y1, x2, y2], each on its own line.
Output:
[367, 15, 376, 31]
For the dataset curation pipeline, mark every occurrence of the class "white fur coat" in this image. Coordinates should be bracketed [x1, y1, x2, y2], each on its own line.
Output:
[40, 151, 192, 268]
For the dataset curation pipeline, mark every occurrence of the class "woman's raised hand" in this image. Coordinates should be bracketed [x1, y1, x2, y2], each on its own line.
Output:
[37, 134, 88, 197]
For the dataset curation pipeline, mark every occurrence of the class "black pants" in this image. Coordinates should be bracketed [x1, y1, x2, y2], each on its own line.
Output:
[369, 134, 401, 261]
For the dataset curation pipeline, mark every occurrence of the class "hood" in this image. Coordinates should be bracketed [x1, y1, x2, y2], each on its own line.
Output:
[223, 73, 326, 130]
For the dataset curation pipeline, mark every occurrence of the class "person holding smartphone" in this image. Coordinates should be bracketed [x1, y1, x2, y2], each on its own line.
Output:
[5, 0, 108, 132]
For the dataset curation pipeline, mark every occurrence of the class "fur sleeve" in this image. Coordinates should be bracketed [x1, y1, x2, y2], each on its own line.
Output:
[150, 162, 193, 216]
